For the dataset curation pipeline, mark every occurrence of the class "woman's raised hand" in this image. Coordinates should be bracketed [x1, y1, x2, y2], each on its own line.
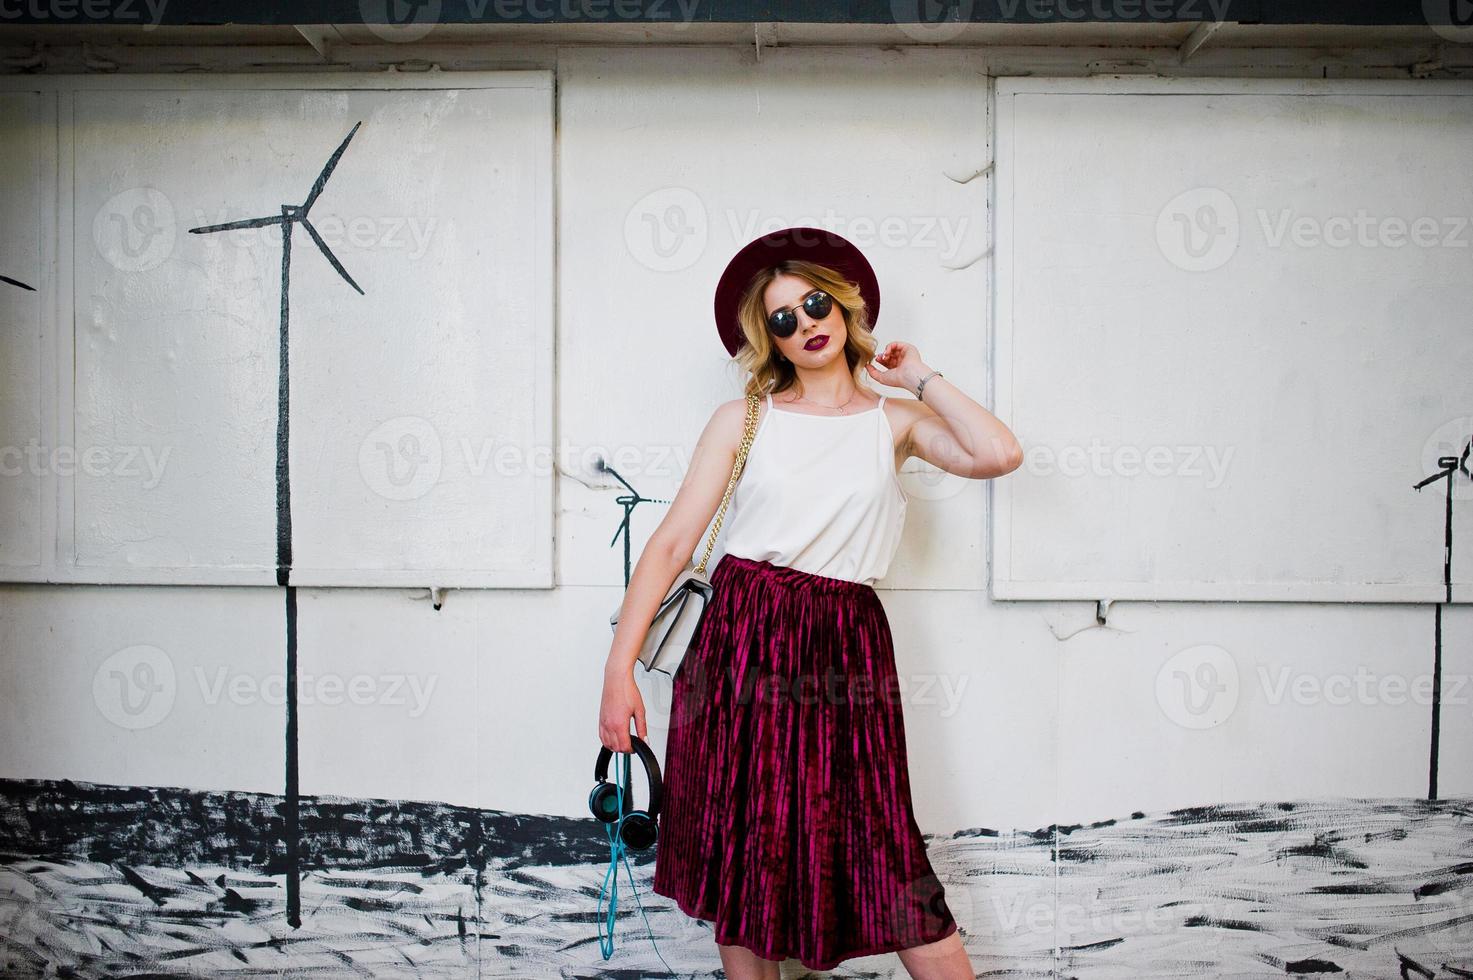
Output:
[867, 340, 928, 393]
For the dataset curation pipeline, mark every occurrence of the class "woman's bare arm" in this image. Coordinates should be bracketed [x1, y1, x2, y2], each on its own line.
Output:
[602, 397, 749, 680]
[897, 374, 1023, 480]
[869, 341, 1022, 480]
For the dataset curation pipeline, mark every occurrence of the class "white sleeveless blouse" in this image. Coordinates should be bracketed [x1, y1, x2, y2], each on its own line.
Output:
[720, 392, 909, 587]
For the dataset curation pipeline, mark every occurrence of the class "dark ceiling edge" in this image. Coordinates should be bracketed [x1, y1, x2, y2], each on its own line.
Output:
[0, 0, 1449, 26]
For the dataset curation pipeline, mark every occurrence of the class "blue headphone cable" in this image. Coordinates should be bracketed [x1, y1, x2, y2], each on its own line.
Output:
[597, 750, 678, 976]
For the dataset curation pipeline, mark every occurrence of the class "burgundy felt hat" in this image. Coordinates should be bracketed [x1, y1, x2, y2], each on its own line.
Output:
[713, 226, 881, 357]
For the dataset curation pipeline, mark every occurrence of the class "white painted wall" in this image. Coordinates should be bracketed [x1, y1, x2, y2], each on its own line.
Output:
[1, 49, 1470, 841]
[994, 77, 1473, 602]
[2, 74, 555, 588]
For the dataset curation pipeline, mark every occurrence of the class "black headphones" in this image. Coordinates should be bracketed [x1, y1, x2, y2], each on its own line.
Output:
[589, 735, 663, 851]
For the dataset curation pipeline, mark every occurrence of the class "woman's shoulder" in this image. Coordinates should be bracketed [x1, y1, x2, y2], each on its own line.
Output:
[713, 395, 754, 419]
[715, 393, 768, 417]
[702, 396, 763, 452]
[721, 394, 767, 425]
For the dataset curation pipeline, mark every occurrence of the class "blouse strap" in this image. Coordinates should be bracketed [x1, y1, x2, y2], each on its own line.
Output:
[766, 392, 773, 409]
[878, 395, 887, 409]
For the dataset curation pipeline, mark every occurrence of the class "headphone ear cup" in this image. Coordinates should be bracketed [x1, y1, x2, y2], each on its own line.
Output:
[620, 811, 658, 851]
[589, 783, 622, 823]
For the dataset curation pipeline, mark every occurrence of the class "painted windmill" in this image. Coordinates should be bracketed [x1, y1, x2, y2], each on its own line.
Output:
[1411, 430, 1472, 801]
[188, 120, 365, 927]
[598, 459, 672, 587]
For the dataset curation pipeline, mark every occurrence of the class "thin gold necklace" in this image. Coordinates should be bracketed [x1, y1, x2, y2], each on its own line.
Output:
[788, 388, 861, 414]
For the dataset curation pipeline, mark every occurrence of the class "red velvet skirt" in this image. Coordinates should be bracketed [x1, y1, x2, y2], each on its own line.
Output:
[650, 552, 958, 971]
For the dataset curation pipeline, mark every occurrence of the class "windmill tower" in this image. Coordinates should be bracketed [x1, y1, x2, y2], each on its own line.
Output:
[189, 120, 366, 927]
[1411, 432, 1472, 800]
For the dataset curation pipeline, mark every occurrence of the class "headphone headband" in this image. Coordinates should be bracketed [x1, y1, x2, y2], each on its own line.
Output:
[594, 734, 663, 817]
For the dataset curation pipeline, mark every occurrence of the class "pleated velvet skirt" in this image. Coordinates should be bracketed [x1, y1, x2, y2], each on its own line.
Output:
[651, 553, 958, 971]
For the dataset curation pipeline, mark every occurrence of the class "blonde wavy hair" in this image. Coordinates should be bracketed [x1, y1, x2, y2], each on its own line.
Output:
[732, 259, 878, 399]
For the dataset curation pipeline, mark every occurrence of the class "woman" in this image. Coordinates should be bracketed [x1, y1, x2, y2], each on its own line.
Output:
[598, 227, 1022, 979]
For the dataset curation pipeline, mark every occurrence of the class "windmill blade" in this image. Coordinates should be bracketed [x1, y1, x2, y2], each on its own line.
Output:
[300, 217, 365, 295]
[300, 120, 363, 215]
[189, 214, 286, 234]
[1413, 468, 1451, 491]
[1, 274, 35, 291]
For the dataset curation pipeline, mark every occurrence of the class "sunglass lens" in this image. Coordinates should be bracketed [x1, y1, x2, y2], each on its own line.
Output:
[768, 310, 797, 337]
[804, 291, 832, 319]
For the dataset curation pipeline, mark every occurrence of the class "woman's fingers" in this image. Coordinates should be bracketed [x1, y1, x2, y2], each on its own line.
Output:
[600, 719, 632, 753]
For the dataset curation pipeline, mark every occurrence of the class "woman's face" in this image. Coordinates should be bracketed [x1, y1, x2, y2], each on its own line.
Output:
[762, 272, 846, 367]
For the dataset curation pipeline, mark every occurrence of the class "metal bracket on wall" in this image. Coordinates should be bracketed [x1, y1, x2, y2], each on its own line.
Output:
[384, 60, 445, 73]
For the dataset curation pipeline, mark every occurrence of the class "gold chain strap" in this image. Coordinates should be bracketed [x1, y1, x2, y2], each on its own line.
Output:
[694, 392, 760, 575]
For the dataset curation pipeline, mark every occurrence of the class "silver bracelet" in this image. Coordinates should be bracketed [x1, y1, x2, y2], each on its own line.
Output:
[915, 370, 942, 402]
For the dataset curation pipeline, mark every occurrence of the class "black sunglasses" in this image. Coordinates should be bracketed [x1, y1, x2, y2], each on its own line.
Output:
[766, 289, 834, 338]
